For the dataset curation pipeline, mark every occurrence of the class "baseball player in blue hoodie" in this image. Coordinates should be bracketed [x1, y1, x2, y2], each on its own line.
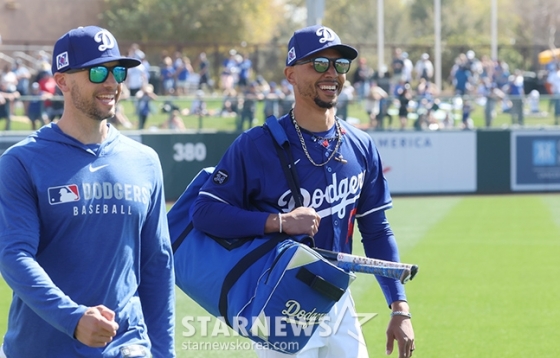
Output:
[192, 25, 415, 358]
[0, 26, 175, 357]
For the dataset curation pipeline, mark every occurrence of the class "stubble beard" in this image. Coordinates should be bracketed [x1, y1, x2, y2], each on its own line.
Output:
[298, 81, 338, 109]
[70, 86, 116, 121]
[314, 97, 336, 109]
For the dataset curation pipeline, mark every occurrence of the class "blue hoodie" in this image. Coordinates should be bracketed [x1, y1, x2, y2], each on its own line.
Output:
[0, 123, 175, 357]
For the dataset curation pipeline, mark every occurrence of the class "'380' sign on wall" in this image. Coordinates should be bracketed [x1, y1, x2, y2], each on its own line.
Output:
[173, 142, 207, 162]
[141, 132, 239, 201]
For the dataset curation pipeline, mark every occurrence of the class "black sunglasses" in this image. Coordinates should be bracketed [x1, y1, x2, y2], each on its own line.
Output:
[295, 57, 351, 74]
[66, 65, 128, 84]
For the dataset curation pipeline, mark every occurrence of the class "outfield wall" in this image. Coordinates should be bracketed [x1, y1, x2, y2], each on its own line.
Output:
[141, 132, 239, 200]
[370, 131, 477, 194]
[1, 129, 559, 200]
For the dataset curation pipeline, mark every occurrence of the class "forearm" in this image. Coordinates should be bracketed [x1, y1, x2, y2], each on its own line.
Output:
[264, 212, 282, 234]
[265, 207, 321, 237]
[192, 194, 270, 238]
[391, 300, 410, 313]
[140, 191, 176, 356]
[0, 247, 86, 337]
[139, 252, 176, 357]
[366, 241, 408, 305]
[360, 212, 407, 306]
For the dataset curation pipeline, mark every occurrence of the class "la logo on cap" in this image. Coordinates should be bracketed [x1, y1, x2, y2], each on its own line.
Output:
[94, 29, 115, 52]
[316, 27, 336, 43]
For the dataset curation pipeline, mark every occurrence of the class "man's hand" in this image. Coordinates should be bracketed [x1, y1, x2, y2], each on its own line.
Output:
[74, 305, 119, 348]
[267, 207, 321, 236]
[386, 301, 415, 358]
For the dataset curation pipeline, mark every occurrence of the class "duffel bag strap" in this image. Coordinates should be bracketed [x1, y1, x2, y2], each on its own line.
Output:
[219, 233, 288, 327]
[265, 116, 304, 208]
[295, 266, 345, 302]
[172, 222, 193, 253]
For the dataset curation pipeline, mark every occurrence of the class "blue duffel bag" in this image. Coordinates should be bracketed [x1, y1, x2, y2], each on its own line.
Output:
[168, 166, 355, 354]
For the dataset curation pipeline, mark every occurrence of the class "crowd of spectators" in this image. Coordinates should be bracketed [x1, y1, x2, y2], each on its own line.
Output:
[352, 48, 560, 131]
[0, 51, 62, 130]
[2, 43, 560, 131]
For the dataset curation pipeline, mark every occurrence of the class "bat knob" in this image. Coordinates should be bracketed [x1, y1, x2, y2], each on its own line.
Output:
[409, 265, 419, 281]
[400, 265, 419, 284]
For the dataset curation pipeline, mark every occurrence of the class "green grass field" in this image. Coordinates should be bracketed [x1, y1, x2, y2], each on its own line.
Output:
[1, 194, 559, 357]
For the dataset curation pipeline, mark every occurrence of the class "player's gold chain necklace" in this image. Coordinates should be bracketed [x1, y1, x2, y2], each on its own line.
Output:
[290, 109, 343, 167]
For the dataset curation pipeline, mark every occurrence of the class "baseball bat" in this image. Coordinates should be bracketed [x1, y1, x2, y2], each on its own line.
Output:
[313, 248, 419, 284]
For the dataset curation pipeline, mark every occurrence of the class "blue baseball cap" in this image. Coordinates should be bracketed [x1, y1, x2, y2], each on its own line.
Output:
[286, 25, 358, 66]
[52, 26, 140, 75]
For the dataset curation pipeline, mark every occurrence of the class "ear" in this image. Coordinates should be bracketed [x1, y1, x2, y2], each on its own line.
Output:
[284, 67, 296, 86]
[53, 73, 70, 93]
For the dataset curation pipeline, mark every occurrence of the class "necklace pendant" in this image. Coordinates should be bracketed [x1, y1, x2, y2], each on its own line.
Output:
[335, 155, 348, 164]
[291, 109, 342, 167]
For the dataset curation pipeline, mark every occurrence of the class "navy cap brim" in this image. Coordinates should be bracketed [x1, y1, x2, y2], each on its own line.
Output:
[301, 44, 358, 62]
[60, 56, 141, 72]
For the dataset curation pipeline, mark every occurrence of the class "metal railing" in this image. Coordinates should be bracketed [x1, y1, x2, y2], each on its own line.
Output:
[0, 52, 14, 65]
[12, 51, 43, 69]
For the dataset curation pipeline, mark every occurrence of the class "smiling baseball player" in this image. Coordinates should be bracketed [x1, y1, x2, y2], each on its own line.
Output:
[0, 26, 175, 357]
[191, 25, 415, 358]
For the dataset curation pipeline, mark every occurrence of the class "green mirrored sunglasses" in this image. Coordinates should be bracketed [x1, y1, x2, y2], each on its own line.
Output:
[67, 65, 128, 84]
[295, 57, 351, 74]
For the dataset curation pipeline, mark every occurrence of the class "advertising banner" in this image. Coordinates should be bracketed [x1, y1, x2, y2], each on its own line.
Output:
[511, 131, 560, 191]
[371, 131, 477, 194]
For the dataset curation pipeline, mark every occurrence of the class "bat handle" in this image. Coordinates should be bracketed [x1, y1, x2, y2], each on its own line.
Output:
[315, 248, 420, 284]
[401, 265, 419, 283]
[313, 247, 338, 261]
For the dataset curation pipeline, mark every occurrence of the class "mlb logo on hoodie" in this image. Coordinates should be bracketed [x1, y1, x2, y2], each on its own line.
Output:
[48, 185, 80, 205]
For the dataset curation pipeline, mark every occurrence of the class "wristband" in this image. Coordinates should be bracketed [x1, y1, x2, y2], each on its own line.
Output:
[391, 311, 411, 319]
[278, 213, 283, 233]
